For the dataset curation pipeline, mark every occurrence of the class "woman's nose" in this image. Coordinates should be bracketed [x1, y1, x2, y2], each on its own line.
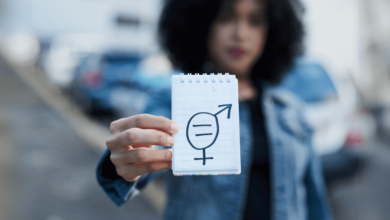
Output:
[233, 19, 250, 42]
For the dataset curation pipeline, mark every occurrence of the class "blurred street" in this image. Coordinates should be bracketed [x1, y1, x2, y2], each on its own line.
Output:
[329, 139, 390, 219]
[0, 55, 390, 220]
[0, 0, 389, 219]
[0, 57, 161, 220]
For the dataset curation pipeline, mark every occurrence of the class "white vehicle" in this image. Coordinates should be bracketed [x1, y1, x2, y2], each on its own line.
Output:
[38, 0, 163, 88]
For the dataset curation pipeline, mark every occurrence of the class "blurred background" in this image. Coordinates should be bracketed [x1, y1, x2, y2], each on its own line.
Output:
[0, 0, 389, 219]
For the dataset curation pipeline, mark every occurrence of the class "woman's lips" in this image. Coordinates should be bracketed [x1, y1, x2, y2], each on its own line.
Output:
[228, 47, 245, 58]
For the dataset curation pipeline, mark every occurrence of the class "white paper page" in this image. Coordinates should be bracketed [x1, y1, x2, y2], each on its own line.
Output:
[172, 74, 241, 175]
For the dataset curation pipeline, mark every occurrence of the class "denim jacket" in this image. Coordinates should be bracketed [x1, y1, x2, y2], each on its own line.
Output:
[96, 58, 332, 220]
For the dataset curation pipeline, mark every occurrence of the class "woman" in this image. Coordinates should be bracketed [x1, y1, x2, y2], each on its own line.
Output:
[97, 0, 332, 219]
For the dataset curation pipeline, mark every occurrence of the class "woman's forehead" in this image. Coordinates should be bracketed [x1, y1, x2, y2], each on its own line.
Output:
[220, 0, 266, 13]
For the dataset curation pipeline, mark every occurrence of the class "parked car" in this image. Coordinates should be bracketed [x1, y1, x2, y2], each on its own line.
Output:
[41, 34, 106, 89]
[71, 51, 172, 121]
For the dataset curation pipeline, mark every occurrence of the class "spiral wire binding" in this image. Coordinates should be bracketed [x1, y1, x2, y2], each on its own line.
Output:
[179, 73, 230, 83]
[211, 73, 215, 83]
[225, 73, 230, 82]
[218, 73, 223, 82]
[195, 73, 200, 83]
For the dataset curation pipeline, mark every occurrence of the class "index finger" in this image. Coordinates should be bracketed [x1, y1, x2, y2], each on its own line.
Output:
[110, 114, 180, 135]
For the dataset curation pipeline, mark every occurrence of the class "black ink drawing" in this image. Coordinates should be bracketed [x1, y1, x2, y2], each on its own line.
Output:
[186, 104, 232, 165]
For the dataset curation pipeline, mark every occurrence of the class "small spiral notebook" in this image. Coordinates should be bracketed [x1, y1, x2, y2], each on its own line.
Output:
[171, 73, 241, 176]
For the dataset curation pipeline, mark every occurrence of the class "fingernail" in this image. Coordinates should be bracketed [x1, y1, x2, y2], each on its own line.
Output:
[167, 136, 174, 145]
[171, 122, 180, 133]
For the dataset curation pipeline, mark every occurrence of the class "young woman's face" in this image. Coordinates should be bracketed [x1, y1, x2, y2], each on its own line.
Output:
[208, 0, 268, 77]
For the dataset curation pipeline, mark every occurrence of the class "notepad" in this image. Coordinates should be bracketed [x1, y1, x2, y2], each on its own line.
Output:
[171, 73, 241, 176]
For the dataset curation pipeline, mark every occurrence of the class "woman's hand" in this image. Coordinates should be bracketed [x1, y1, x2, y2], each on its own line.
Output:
[106, 114, 180, 182]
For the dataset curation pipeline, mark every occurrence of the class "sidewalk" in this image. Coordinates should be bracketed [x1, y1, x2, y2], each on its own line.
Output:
[0, 56, 162, 220]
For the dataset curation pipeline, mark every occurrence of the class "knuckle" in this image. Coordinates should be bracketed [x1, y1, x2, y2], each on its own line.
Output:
[136, 150, 147, 162]
[157, 132, 166, 145]
[164, 150, 172, 161]
[132, 115, 145, 127]
[147, 163, 157, 173]
[126, 129, 138, 143]
[125, 151, 135, 163]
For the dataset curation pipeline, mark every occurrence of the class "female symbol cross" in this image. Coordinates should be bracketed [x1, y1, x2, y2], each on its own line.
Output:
[186, 104, 232, 165]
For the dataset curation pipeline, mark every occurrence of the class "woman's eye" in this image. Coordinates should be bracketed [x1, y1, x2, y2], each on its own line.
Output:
[250, 15, 265, 26]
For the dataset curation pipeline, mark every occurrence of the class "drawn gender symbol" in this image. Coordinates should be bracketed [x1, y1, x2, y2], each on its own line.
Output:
[186, 104, 232, 165]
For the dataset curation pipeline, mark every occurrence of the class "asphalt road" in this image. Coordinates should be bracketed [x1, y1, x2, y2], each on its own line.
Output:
[328, 139, 390, 219]
[0, 57, 161, 220]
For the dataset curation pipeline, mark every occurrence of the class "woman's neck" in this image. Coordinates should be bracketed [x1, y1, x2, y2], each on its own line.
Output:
[238, 78, 257, 101]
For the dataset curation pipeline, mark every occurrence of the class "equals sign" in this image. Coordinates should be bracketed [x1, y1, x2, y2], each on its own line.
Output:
[195, 133, 213, 136]
[193, 124, 212, 127]
[193, 124, 213, 137]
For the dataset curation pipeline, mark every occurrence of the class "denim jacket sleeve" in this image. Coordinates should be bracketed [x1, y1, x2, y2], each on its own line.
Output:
[305, 143, 332, 220]
[96, 86, 172, 206]
[96, 149, 159, 206]
[263, 86, 332, 220]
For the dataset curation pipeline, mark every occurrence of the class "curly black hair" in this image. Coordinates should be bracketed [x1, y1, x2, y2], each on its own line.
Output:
[158, 0, 304, 84]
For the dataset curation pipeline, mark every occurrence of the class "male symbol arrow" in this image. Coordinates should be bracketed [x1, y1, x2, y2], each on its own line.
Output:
[214, 104, 232, 118]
